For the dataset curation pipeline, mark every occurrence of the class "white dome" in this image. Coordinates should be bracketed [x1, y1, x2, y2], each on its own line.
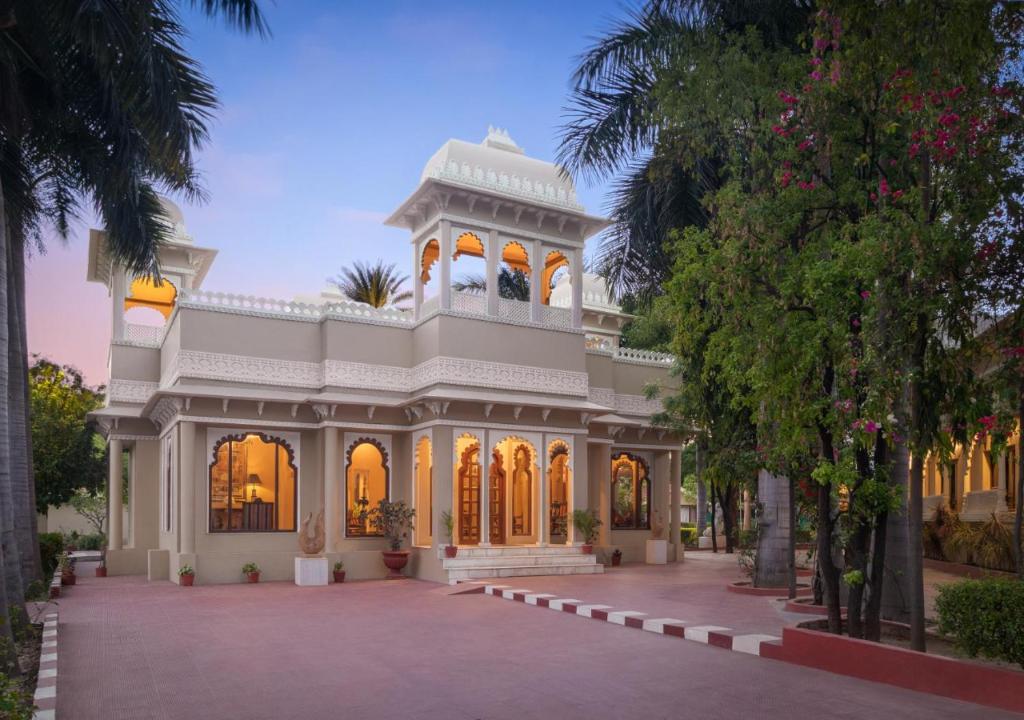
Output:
[419, 127, 582, 211]
[157, 196, 192, 244]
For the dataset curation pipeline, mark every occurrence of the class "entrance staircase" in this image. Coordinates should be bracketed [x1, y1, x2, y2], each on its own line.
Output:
[442, 546, 603, 584]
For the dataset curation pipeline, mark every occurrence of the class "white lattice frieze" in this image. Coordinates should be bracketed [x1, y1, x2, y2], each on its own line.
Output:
[172, 350, 323, 389]
[614, 393, 664, 417]
[123, 323, 163, 347]
[497, 297, 531, 325]
[415, 357, 588, 397]
[588, 387, 615, 408]
[613, 347, 675, 366]
[107, 379, 159, 404]
[323, 359, 411, 391]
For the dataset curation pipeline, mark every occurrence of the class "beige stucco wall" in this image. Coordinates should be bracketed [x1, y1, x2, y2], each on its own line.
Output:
[110, 345, 161, 383]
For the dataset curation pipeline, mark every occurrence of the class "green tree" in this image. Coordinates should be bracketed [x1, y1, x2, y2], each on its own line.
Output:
[0, 0, 267, 670]
[29, 357, 105, 512]
[330, 261, 413, 308]
[452, 268, 531, 302]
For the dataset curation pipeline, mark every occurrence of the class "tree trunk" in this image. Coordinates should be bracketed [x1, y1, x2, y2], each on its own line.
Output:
[720, 484, 736, 553]
[754, 470, 789, 587]
[696, 440, 707, 541]
[710, 482, 718, 553]
[879, 418, 910, 628]
[0, 188, 25, 669]
[8, 227, 40, 590]
[816, 481, 842, 633]
[1016, 380, 1023, 580]
[908, 452, 926, 650]
[788, 474, 797, 599]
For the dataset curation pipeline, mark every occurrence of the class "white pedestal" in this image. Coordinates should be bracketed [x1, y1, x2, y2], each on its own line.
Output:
[645, 539, 668, 565]
[698, 536, 727, 550]
[294, 556, 328, 586]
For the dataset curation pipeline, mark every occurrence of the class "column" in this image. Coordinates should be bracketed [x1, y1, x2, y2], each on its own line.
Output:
[111, 267, 126, 341]
[572, 436, 590, 545]
[538, 440, 548, 546]
[670, 447, 682, 561]
[570, 247, 584, 329]
[996, 451, 1009, 512]
[178, 421, 196, 555]
[412, 242, 423, 320]
[591, 442, 611, 546]
[530, 241, 543, 323]
[654, 450, 671, 537]
[432, 426, 454, 551]
[479, 431, 490, 546]
[108, 437, 123, 550]
[323, 426, 339, 552]
[438, 219, 452, 311]
[486, 230, 499, 317]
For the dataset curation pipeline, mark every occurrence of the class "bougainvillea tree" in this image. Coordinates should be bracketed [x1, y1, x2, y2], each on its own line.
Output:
[660, 0, 1023, 644]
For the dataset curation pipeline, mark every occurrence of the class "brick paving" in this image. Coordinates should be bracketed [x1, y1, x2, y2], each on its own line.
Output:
[52, 558, 1014, 720]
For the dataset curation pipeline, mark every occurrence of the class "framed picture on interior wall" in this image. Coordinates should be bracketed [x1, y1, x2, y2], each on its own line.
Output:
[231, 442, 248, 504]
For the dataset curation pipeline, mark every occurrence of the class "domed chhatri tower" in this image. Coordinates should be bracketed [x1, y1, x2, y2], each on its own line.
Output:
[85, 128, 684, 586]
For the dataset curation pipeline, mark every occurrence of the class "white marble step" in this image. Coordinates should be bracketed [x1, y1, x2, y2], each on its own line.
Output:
[447, 564, 604, 582]
[443, 553, 597, 570]
[445, 546, 587, 558]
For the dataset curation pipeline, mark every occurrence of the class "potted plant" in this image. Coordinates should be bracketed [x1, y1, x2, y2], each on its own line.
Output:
[58, 552, 76, 586]
[572, 509, 602, 554]
[333, 560, 346, 583]
[178, 565, 195, 586]
[441, 510, 457, 558]
[360, 499, 416, 578]
[242, 562, 261, 583]
[95, 544, 107, 577]
[611, 548, 622, 567]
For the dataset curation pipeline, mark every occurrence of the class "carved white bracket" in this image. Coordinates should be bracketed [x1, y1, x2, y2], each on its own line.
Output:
[491, 200, 502, 219]
[513, 206, 524, 225]
[467, 195, 478, 213]
[484, 403, 494, 418]
[311, 404, 330, 421]
[557, 216, 567, 233]
[290, 403, 299, 418]
[184, 397, 191, 412]
[256, 401, 264, 417]
[535, 210, 546, 229]
[331, 404, 338, 418]
[638, 427, 647, 440]
[580, 412, 593, 426]
[222, 399, 230, 414]
[367, 405, 376, 420]
[541, 408, 551, 422]
[513, 406, 523, 420]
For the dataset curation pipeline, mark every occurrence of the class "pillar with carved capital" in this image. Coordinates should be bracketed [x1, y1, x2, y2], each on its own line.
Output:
[178, 422, 196, 555]
[432, 425, 454, 551]
[478, 431, 490, 547]
[412, 242, 423, 320]
[486, 230, 499, 317]
[538, 442, 548, 546]
[670, 447, 682, 561]
[572, 436, 589, 545]
[108, 437, 124, 550]
[439, 219, 452, 310]
[571, 247, 583, 329]
[530, 240, 543, 323]
[323, 426, 339, 551]
[590, 441, 611, 546]
[111, 267, 126, 341]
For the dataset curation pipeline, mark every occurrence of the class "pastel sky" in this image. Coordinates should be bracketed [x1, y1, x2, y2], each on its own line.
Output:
[25, 0, 634, 384]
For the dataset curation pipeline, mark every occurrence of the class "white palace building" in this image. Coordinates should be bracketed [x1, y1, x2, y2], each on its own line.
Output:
[87, 128, 685, 585]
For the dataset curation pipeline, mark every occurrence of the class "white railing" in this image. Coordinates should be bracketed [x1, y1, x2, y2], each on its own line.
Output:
[427, 162, 583, 211]
[497, 297, 531, 325]
[550, 289, 619, 311]
[179, 290, 413, 325]
[614, 347, 675, 365]
[123, 323, 162, 346]
[541, 305, 571, 329]
[452, 291, 486, 315]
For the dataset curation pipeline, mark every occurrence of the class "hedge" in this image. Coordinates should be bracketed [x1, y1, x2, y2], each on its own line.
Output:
[681, 527, 698, 545]
[935, 578, 1024, 669]
[38, 532, 64, 577]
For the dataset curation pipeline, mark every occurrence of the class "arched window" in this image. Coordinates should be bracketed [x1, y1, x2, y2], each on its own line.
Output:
[541, 251, 569, 305]
[125, 276, 177, 319]
[548, 442, 570, 537]
[499, 241, 531, 301]
[511, 445, 533, 536]
[209, 433, 297, 532]
[458, 441, 481, 545]
[420, 239, 440, 283]
[611, 452, 650, 530]
[346, 439, 389, 537]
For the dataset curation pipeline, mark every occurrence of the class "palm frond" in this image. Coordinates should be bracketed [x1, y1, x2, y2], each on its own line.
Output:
[188, 0, 270, 38]
[330, 260, 412, 308]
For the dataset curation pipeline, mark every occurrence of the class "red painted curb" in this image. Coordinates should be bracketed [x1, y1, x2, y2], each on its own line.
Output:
[562, 603, 579, 614]
[512, 592, 527, 602]
[923, 557, 1016, 580]
[663, 624, 686, 638]
[590, 609, 609, 621]
[707, 631, 734, 649]
[769, 627, 1024, 714]
[624, 616, 645, 629]
[536, 597, 550, 608]
[783, 598, 848, 616]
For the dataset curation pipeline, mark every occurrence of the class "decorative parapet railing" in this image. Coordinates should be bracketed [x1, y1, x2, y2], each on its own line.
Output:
[123, 323, 163, 347]
[540, 304, 571, 329]
[550, 289, 622, 313]
[178, 290, 413, 326]
[426, 161, 584, 211]
[614, 347, 674, 366]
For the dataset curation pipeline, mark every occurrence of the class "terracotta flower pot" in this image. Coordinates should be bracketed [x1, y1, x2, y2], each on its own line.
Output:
[381, 550, 410, 578]
[61, 572, 76, 586]
[444, 545, 458, 558]
[95, 566, 107, 577]
[246, 571, 260, 583]
[180, 573, 195, 586]
[611, 554, 621, 567]
[581, 544, 593, 555]
[333, 571, 346, 583]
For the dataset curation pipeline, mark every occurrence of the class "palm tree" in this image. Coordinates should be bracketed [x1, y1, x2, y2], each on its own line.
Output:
[330, 261, 413, 308]
[452, 268, 531, 302]
[558, 0, 809, 305]
[0, 0, 267, 662]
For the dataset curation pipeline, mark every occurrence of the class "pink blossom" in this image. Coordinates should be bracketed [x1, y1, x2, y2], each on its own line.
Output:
[780, 171, 793, 188]
[810, 57, 823, 66]
[809, 70, 823, 82]
[777, 91, 799, 105]
[860, 290, 871, 299]
[869, 192, 878, 202]
[798, 139, 813, 151]
[879, 178, 890, 196]
[864, 421, 879, 433]
[892, 190, 904, 200]
[798, 180, 816, 190]
[889, 159, 897, 167]
[908, 143, 921, 158]
[978, 415, 997, 430]
[852, 318, 861, 327]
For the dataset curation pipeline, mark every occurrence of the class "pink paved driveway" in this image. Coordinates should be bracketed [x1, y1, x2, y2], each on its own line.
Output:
[54, 562, 1015, 720]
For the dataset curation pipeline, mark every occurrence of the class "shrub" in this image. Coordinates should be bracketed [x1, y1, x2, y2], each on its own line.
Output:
[0, 673, 33, 720]
[571, 509, 601, 544]
[75, 532, 105, 551]
[942, 521, 976, 564]
[680, 527, 698, 545]
[972, 516, 1016, 573]
[936, 578, 1024, 669]
[38, 532, 64, 577]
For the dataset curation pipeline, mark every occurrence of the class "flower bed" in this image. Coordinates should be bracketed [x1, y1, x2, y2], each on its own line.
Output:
[760, 620, 1024, 714]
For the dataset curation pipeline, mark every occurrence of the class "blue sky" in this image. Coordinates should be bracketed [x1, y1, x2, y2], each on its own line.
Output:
[27, 0, 638, 381]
